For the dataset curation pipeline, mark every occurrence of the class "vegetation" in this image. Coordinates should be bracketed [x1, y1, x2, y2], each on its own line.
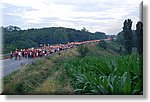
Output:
[136, 21, 143, 54]
[122, 19, 133, 54]
[116, 20, 143, 55]
[97, 41, 125, 55]
[116, 31, 124, 45]
[2, 19, 143, 95]
[2, 26, 107, 54]
[64, 54, 142, 94]
[3, 48, 78, 94]
[2, 41, 143, 95]
[77, 45, 89, 58]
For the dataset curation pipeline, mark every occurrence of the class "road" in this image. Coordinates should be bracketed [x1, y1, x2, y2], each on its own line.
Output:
[0, 39, 109, 78]
[1, 58, 33, 77]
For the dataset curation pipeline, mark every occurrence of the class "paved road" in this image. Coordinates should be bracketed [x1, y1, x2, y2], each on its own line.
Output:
[1, 58, 33, 77]
[1, 51, 65, 78]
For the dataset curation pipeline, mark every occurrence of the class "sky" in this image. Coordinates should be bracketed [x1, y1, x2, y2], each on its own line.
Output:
[0, 0, 142, 35]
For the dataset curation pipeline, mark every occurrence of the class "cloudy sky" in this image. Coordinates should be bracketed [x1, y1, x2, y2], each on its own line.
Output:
[1, 0, 142, 34]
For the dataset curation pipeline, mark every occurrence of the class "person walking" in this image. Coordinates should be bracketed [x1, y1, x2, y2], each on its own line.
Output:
[18, 51, 22, 60]
[15, 50, 18, 60]
[10, 51, 13, 59]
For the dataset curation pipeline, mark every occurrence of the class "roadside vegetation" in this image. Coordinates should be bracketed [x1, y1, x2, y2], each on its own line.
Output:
[2, 41, 142, 95]
[3, 48, 78, 94]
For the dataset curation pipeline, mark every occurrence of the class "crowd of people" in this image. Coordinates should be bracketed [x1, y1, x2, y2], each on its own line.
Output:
[9, 40, 101, 60]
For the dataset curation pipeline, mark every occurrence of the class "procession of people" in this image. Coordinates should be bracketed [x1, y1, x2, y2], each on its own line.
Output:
[9, 40, 101, 60]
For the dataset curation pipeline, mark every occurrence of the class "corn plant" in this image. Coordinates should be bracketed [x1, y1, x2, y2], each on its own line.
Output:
[64, 54, 142, 95]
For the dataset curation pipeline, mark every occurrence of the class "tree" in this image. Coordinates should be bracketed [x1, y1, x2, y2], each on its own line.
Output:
[123, 19, 133, 54]
[3, 26, 107, 54]
[136, 21, 143, 54]
[81, 27, 88, 32]
[116, 31, 124, 45]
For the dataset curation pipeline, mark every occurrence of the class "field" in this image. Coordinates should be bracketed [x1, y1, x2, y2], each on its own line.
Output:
[2, 42, 143, 95]
[64, 55, 142, 94]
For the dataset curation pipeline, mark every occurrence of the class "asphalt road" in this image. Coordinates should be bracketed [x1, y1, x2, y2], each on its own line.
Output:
[1, 58, 33, 77]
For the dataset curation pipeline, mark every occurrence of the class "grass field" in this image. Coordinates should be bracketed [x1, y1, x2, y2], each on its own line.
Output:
[2, 42, 143, 95]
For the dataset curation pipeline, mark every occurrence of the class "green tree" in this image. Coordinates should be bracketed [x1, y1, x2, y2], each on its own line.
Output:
[3, 26, 107, 54]
[123, 19, 133, 54]
[81, 27, 88, 32]
[136, 21, 143, 54]
[116, 31, 124, 45]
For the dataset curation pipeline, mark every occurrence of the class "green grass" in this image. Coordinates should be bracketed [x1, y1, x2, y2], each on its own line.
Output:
[82, 43, 120, 57]
[97, 41, 126, 55]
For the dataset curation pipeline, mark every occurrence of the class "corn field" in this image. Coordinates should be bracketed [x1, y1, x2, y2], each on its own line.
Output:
[64, 54, 143, 95]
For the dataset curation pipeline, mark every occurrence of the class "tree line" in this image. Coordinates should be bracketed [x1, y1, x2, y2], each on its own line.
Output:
[2, 26, 107, 54]
[116, 19, 143, 55]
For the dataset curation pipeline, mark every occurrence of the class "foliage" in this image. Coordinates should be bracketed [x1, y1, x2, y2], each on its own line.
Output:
[116, 20, 143, 55]
[116, 30, 137, 47]
[81, 27, 88, 32]
[2, 40, 142, 95]
[97, 41, 125, 55]
[64, 54, 143, 95]
[77, 45, 89, 58]
[123, 19, 133, 54]
[97, 41, 107, 49]
[3, 26, 107, 54]
[116, 31, 124, 45]
[136, 21, 143, 54]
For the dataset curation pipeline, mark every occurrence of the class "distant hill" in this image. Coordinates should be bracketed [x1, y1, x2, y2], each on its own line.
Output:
[2, 26, 107, 54]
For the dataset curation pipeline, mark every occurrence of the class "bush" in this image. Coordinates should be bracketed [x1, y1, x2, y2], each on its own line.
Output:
[14, 83, 25, 94]
[77, 45, 89, 58]
[98, 41, 107, 49]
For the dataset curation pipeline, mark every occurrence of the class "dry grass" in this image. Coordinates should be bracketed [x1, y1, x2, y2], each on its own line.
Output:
[34, 68, 74, 95]
[35, 79, 60, 94]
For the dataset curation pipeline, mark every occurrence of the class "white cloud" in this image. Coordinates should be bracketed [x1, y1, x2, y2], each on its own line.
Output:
[1, 0, 143, 34]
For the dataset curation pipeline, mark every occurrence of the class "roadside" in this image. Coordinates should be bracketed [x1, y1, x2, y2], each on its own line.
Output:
[2, 47, 78, 94]
[2, 42, 130, 95]
[1, 58, 33, 77]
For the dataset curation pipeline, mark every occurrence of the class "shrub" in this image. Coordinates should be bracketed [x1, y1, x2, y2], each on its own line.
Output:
[77, 45, 89, 58]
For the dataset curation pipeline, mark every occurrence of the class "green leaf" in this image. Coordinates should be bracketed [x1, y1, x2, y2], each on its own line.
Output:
[123, 72, 131, 94]
[132, 79, 142, 94]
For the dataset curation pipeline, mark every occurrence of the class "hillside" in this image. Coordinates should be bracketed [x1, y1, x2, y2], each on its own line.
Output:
[2, 41, 142, 95]
[2, 26, 107, 54]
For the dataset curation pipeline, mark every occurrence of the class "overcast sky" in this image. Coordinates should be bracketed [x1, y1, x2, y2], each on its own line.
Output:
[1, 0, 142, 34]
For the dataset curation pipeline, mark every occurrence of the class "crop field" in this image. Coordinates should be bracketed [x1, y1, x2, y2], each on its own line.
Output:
[64, 54, 142, 95]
